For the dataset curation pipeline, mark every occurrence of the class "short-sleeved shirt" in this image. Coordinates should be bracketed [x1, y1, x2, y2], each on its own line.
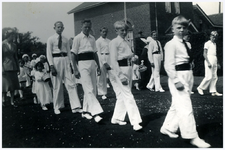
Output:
[164, 35, 191, 83]
[109, 35, 133, 61]
[71, 32, 97, 55]
[148, 40, 163, 63]
[204, 40, 217, 56]
[96, 36, 110, 54]
[46, 33, 70, 66]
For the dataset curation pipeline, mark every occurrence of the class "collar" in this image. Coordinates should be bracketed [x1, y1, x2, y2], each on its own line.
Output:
[54, 33, 62, 38]
[173, 35, 183, 43]
[81, 32, 92, 39]
[116, 35, 126, 43]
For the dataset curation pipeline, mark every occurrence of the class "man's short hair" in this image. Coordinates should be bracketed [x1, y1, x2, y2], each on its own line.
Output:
[114, 20, 129, 30]
[81, 19, 92, 25]
[172, 15, 189, 27]
[54, 21, 63, 27]
[100, 27, 108, 32]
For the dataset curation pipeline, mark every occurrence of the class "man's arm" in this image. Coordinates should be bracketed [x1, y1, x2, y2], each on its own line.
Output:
[203, 48, 211, 68]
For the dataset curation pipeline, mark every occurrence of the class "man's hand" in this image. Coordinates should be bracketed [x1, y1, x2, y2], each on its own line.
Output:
[50, 65, 57, 76]
[175, 81, 184, 91]
[97, 67, 101, 76]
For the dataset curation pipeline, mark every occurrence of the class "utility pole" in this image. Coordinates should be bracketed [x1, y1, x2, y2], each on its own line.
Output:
[219, 2, 221, 13]
[124, 2, 127, 23]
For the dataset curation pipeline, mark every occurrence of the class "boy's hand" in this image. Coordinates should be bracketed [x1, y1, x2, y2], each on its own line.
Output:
[175, 81, 184, 91]
[50, 65, 57, 76]
[97, 68, 101, 76]
[151, 63, 155, 68]
[74, 70, 81, 79]
[208, 63, 212, 68]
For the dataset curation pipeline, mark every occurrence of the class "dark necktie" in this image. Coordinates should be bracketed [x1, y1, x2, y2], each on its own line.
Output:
[156, 40, 161, 52]
[183, 40, 193, 63]
[58, 34, 62, 50]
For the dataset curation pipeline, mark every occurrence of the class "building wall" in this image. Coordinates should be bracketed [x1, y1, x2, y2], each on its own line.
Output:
[73, 2, 151, 39]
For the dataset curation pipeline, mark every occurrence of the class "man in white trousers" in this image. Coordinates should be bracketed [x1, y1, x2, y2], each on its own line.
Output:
[96, 27, 111, 100]
[46, 21, 82, 115]
[146, 31, 165, 92]
[197, 31, 222, 96]
[108, 20, 142, 131]
[71, 19, 103, 123]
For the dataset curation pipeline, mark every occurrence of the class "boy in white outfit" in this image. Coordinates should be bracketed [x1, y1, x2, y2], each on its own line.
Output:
[96, 27, 111, 100]
[108, 20, 142, 131]
[197, 31, 222, 96]
[161, 15, 211, 148]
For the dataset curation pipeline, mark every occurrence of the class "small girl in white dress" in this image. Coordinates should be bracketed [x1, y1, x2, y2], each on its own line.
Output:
[33, 62, 52, 110]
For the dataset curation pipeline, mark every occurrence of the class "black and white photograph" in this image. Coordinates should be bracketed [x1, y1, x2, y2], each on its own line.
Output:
[1, 1, 223, 148]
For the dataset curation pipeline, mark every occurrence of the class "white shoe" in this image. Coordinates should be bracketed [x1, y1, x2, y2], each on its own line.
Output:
[191, 91, 194, 94]
[33, 97, 37, 104]
[107, 84, 110, 88]
[94, 115, 102, 123]
[72, 108, 83, 113]
[211, 92, 223, 96]
[197, 87, 204, 95]
[54, 109, 61, 115]
[82, 113, 93, 119]
[147, 86, 154, 91]
[133, 124, 142, 131]
[160, 127, 179, 138]
[190, 137, 211, 148]
[42, 106, 48, 111]
[111, 119, 127, 125]
[102, 95, 107, 100]
[159, 88, 165, 92]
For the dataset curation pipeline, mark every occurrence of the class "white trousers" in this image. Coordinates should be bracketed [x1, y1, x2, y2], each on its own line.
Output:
[146, 54, 162, 91]
[97, 54, 109, 95]
[108, 66, 142, 125]
[51, 57, 81, 111]
[78, 60, 103, 116]
[161, 70, 198, 139]
[198, 55, 218, 93]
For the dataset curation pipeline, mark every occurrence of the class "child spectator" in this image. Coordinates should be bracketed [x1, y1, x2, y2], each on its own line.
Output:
[33, 62, 52, 110]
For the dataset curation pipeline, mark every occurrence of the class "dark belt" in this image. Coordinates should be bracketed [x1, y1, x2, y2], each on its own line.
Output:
[152, 51, 160, 54]
[175, 63, 192, 71]
[52, 53, 67, 57]
[78, 52, 94, 61]
[101, 53, 109, 55]
[118, 58, 131, 66]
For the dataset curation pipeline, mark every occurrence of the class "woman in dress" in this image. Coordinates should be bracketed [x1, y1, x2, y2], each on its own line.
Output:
[2, 28, 20, 107]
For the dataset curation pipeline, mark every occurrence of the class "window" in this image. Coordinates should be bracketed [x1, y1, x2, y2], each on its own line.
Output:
[165, 2, 171, 13]
[174, 2, 180, 14]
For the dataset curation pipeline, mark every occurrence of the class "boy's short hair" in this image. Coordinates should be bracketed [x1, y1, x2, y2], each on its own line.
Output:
[210, 31, 218, 37]
[114, 20, 129, 30]
[151, 30, 157, 36]
[54, 21, 63, 27]
[81, 19, 92, 25]
[100, 27, 108, 32]
[172, 15, 189, 27]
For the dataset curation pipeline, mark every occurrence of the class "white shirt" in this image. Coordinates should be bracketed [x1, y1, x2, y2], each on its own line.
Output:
[46, 33, 71, 66]
[109, 35, 134, 77]
[164, 35, 191, 83]
[71, 32, 97, 55]
[148, 40, 163, 63]
[204, 40, 217, 56]
[96, 36, 110, 54]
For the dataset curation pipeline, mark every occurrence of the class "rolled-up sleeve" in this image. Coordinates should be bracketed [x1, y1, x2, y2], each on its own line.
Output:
[71, 36, 79, 54]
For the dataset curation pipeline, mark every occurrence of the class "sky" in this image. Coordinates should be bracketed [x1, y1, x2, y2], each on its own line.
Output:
[1, 1, 224, 43]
